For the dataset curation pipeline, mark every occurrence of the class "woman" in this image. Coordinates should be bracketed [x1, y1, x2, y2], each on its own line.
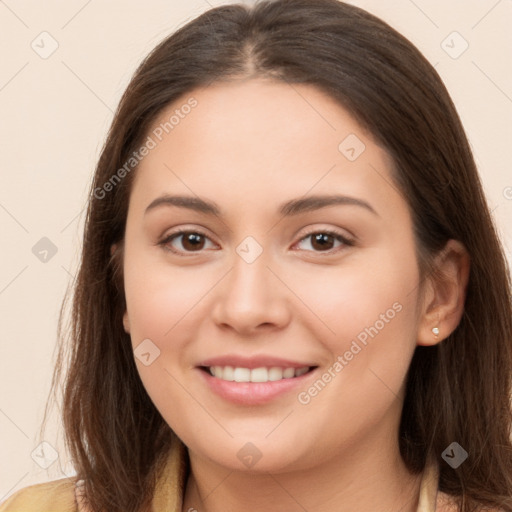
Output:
[1, 0, 510, 511]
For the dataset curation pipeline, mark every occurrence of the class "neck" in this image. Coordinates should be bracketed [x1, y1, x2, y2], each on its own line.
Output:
[182, 435, 423, 512]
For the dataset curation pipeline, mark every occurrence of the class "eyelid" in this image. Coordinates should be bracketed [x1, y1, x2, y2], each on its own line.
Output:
[158, 225, 355, 256]
[158, 227, 217, 256]
[292, 226, 355, 253]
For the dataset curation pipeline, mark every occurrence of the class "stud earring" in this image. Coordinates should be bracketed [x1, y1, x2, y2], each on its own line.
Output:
[432, 327, 440, 337]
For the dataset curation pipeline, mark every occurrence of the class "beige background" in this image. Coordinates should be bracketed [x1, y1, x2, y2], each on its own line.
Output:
[0, 0, 511, 501]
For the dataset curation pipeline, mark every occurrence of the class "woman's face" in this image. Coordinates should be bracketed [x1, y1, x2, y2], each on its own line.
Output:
[121, 79, 426, 472]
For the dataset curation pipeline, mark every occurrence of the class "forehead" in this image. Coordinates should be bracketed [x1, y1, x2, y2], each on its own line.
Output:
[129, 79, 405, 221]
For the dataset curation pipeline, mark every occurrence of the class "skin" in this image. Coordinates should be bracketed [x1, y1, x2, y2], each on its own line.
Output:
[118, 79, 469, 512]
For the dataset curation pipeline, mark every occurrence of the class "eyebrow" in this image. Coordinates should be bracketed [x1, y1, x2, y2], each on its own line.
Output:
[144, 194, 378, 217]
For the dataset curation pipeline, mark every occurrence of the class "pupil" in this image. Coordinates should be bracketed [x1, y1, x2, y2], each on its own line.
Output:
[313, 233, 333, 250]
[184, 233, 203, 250]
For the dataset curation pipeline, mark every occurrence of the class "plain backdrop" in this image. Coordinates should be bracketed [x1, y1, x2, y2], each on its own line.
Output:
[1, 0, 511, 502]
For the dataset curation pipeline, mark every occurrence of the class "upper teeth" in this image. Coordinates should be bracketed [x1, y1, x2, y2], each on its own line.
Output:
[209, 366, 310, 382]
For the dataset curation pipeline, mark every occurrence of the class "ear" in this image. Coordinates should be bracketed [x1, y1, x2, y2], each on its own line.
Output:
[110, 243, 130, 334]
[416, 239, 470, 346]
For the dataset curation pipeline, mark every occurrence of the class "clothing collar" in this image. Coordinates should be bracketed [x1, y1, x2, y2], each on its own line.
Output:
[152, 435, 189, 512]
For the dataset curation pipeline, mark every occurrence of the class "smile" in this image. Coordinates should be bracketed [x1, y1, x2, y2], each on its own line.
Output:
[206, 365, 311, 382]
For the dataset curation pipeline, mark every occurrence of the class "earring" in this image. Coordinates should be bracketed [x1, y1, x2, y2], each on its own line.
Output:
[432, 326, 440, 337]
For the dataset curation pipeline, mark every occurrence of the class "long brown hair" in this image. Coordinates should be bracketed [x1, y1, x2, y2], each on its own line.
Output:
[40, 0, 512, 510]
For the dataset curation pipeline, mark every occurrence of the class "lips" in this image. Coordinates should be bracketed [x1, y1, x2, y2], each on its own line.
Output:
[196, 354, 318, 405]
[198, 355, 316, 370]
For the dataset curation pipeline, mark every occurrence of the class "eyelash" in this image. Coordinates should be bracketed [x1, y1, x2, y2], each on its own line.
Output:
[158, 228, 355, 256]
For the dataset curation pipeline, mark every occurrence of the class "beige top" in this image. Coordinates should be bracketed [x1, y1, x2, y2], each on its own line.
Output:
[0, 438, 456, 512]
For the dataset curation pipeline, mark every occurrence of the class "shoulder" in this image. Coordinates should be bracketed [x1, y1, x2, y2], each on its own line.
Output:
[0, 477, 78, 512]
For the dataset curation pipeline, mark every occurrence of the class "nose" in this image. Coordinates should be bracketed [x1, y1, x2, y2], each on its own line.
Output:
[210, 250, 291, 337]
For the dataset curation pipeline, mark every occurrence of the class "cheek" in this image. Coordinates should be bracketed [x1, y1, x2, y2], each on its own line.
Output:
[122, 254, 213, 414]
[125, 268, 203, 340]
[290, 246, 421, 402]
[291, 250, 420, 350]
[122, 226, 212, 333]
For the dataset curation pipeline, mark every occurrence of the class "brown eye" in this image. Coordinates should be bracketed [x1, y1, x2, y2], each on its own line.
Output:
[295, 230, 353, 253]
[180, 232, 206, 251]
[310, 233, 336, 251]
[160, 230, 215, 254]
